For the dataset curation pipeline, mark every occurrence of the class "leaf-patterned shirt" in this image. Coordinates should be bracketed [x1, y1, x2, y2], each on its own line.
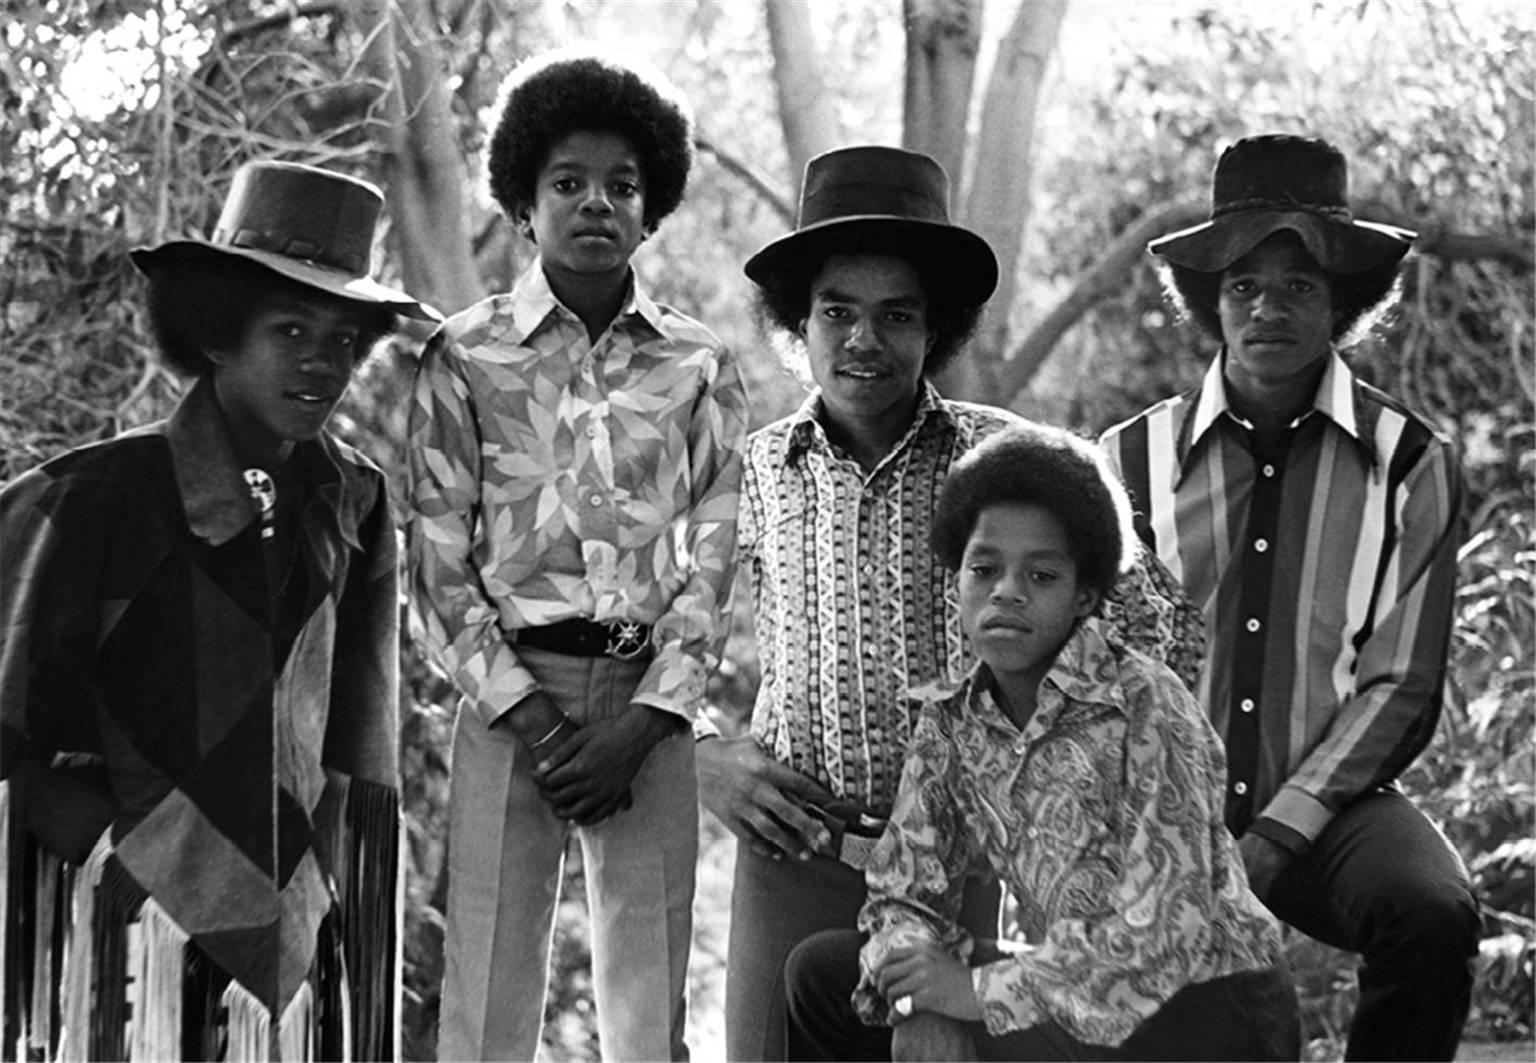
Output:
[733, 383, 1205, 813]
[854, 620, 1282, 1046]
[406, 265, 748, 725]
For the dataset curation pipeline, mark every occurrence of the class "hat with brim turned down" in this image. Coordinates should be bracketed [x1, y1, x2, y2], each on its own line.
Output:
[744, 145, 998, 306]
[1148, 134, 1415, 274]
[130, 160, 441, 322]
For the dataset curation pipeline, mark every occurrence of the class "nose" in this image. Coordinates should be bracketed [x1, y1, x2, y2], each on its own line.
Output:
[990, 571, 1029, 604]
[844, 315, 879, 352]
[580, 184, 613, 214]
[1250, 288, 1286, 320]
[299, 340, 348, 377]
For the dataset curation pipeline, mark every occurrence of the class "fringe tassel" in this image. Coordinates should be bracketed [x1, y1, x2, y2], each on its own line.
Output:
[221, 978, 272, 1063]
[335, 777, 400, 1061]
[91, 857, 149, 1061]
[28, 843, 60, 1055]
[125, 895, 189, 1061]
[277, 980, 313, 1062]
[56, 833, 111, 1062]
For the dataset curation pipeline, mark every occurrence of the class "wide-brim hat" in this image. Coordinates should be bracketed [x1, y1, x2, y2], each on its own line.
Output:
[131, 161, 440, 321]
[744, 145, 998, 306]
[1149, 134, 1414, 274]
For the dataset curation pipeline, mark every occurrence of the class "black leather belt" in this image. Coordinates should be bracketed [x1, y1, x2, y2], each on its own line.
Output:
[512, 618, 653, 661]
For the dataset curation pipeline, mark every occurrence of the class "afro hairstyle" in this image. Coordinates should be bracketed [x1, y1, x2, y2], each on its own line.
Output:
[1159, 230, 1404, 346]
[486, 48, 694, 231]
[144, 255, 396, 378]
[753, 237, 986, 378]
[931, 422, 1135, 599]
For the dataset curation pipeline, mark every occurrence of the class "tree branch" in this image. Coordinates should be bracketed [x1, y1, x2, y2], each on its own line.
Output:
[695, 134, 795, 224]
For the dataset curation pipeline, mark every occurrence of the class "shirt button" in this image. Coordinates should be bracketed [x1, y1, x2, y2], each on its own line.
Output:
[1245, 617, 1261, 633]
[589, 493, 604, 507]
[1233, 781, 1249, 796]
[1262, 463, 1277, 478]
[586, 425, 597, 438]
[1254, 538, 1269, 553]
[1240, 698, 1255, 713]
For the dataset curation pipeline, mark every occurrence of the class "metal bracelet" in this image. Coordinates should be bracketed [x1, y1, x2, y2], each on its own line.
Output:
[529, 717, 571, 750]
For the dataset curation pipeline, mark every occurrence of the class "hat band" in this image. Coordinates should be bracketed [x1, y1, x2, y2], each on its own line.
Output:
[1212, 197, 1353, 222]
[800, 181, 948, 227]
[224, 227, 366, 275]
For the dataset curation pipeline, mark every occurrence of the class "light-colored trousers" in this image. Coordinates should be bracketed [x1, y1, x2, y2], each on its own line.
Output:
[437, 646, 698, 1062]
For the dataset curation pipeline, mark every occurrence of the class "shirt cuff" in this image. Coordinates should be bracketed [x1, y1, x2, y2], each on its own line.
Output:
[1259, 785, 1336, 846]
[1246, 816, 1311, 856]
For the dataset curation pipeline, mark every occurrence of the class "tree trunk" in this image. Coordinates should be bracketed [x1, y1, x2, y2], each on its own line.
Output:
[353, 0, 484, 318]
[901, 0, 982, 188]
[764, 0, 841, 195]
[944, 0, 1068, 401]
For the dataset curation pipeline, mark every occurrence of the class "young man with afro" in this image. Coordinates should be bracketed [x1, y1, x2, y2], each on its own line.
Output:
[1100, 134, 1477, 1060]
[406, 50, 748, 1062]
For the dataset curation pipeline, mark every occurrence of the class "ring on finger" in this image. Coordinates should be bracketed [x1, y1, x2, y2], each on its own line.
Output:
[893, 994, 913, 1018]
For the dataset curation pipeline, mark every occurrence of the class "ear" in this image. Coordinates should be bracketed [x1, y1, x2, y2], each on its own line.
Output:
[925, 328, 937, 354]
[514, 204, 535, 242]
[204, 347, 235, 370]
[1074, 585, 1102, 620]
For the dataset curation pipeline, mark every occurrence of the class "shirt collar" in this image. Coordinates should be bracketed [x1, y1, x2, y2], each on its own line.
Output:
[957, 619, 1125, 734]
[507, 263, 660, 340]
[161, 377, 366, 550]
[1180, 348, 1376, 468]
[783, 378, 958, 465]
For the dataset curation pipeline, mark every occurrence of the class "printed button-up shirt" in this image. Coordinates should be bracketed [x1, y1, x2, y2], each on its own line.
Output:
[737, 383, 1204, 814]
[407, 265, 748, 725]
[853, 621, 1282, 1045]
[1100, 351, 1463, 848]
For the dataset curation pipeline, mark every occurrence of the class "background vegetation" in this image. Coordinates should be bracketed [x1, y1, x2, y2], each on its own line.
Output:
[3, 0, 1531, 1058]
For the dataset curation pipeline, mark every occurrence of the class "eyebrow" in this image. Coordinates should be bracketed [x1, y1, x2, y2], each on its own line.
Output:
[812, 286, 925, 308]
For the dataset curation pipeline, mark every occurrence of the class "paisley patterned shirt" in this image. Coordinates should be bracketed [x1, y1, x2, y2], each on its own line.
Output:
[406, 265, 748, 725]
[854, 620, 1282, 1045]
[733, 383, 1205, 813]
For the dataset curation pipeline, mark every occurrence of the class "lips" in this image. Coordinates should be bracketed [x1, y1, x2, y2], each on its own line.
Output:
[836, 362, 889, 380]
[980, 613, 1032, 634]
[285, 387, 339, 407]
[1244, 332, 1294, 345]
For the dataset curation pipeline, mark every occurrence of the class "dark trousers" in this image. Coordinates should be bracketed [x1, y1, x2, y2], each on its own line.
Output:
[785, 927, 1301, 1061]
[1260, 788, 1480, 1061]
[724, 845, 1002, 1062]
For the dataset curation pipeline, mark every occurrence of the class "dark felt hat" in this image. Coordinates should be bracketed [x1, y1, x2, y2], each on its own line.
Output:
[744, 145, 998, 305]
[131, 161, 440, 321]
[1149, 134, 1414, 274]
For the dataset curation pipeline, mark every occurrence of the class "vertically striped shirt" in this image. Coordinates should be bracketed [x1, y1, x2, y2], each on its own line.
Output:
[737, 383, 1205, 814]
[1100, 351, 1463, 850]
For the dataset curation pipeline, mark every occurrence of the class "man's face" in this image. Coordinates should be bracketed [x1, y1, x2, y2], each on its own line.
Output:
[520, 130, 647, 288]
[1219, 232, 1338, 399]
[801, 253, 934, 440]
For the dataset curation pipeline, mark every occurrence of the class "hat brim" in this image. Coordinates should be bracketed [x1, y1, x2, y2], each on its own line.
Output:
[744, 217, 998, 306]
[130, 241, 442, 322]
[1148, 211, 1414, 274]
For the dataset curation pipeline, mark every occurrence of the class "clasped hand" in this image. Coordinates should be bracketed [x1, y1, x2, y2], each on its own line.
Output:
[509, 691, 680, 825]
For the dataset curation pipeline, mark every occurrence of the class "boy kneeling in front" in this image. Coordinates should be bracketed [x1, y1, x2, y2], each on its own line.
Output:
[785, 424, 1300, 1062]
